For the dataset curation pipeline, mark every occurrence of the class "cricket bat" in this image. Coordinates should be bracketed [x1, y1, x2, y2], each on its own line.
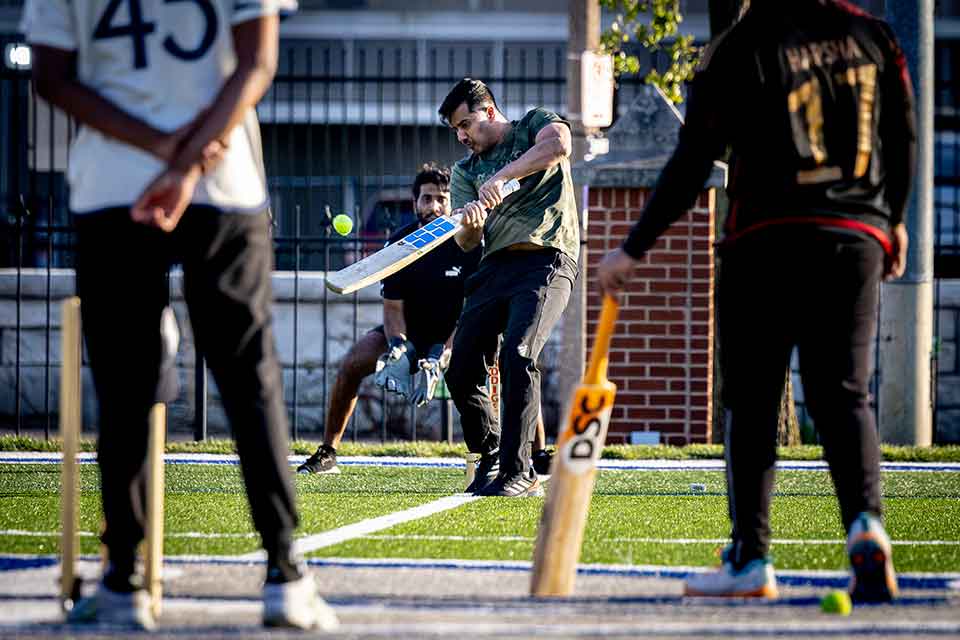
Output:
[530, 295, 619, 597]
[325, 178, 521, 295]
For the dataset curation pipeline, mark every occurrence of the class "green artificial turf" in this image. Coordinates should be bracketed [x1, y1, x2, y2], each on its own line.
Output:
[1, 463, 957, 572]
[4, 434, 960, 462]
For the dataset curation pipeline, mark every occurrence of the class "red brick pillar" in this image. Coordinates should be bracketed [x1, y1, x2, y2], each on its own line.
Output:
[584, 186, 716, 445]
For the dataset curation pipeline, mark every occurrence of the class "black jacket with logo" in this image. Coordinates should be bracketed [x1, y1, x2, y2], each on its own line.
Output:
[622, 0, 916, 258]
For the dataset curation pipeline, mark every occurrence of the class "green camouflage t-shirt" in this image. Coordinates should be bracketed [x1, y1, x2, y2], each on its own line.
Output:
[450, 108, 580, 262]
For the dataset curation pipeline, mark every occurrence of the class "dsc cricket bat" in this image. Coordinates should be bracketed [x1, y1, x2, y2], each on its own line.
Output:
[325, 178, 521, 295]
[530, 295, 619, 597]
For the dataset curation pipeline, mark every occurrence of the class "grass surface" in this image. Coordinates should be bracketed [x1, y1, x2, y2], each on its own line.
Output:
[3, 434, 960, 462]
[1, 463, 958, 572]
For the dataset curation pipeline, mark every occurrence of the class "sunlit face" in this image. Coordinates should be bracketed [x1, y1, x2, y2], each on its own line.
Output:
[449, 102, 497, 154]
[415, 182, 450, 224]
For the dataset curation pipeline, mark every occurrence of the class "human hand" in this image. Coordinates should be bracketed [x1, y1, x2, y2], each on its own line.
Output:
[597, 248, 640, 298]
[884, 223, 908, 281]
[153, 115, 228, 174]
[460, 202, 488, 229]
[130, 165, 201, 233]
[197, 138, 229, 174]
[477, 178, 507, 210]
[410, 344, 451, 407]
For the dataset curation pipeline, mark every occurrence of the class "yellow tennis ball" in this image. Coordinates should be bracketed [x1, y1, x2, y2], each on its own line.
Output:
[820, 589, 852, 615]
[332, 214, 353, 236]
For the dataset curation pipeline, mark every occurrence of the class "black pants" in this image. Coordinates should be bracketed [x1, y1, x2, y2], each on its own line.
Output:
[446, 249, 577, 476]
[75, 207, 297, 568]
[719, 227, 884, 565]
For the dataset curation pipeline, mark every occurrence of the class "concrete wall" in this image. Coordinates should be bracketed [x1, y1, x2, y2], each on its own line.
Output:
[3, 271, 957, 444]
[935, 281, 960, 443]
[0, 268, 459, 440]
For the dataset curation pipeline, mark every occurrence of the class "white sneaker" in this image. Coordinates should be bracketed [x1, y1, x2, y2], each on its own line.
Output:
[66, 581, 156, 630]
[684, 557, 778, 598]
[847, 512, 898, 602]
[263, 574, 340, 631]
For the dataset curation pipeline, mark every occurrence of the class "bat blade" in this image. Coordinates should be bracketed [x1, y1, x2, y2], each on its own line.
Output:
[325, 178, 520, 295]
[531, 296, 619, 597]
[325, 215, 461, 294]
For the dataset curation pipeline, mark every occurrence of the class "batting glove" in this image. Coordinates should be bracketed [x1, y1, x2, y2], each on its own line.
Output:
[411, 344, 451, 407]
[374, 336, 416, 397]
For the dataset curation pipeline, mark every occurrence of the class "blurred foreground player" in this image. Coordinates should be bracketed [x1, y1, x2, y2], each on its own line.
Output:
[598, 0, 914, 601]
[25, 0, 338, 629]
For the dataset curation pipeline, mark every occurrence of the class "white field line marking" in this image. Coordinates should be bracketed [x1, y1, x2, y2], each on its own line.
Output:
[0, 529, 256, 539]
[239, 494, 480, 560]
[358, 534, 960, 546]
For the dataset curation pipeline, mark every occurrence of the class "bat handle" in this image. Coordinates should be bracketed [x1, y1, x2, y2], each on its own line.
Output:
[584, 295, 619, 385]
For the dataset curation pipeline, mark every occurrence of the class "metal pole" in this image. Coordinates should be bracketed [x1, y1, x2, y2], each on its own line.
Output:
[880, 0, 935, 445]
[558, 0, 600, 440]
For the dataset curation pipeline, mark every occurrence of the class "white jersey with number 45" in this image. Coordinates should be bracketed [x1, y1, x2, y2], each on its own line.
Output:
[20, 0, 295, 214]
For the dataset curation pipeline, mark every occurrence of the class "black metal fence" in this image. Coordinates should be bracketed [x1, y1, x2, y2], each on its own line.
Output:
[2, 34, 960, 443]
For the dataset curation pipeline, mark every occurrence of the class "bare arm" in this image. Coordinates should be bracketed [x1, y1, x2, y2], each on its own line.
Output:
[453, 202, 486, 252]
[130, 15, 280, 231]
[382, 298, 408, 341]
[499, 122, 572, 180]
[168, 16, 279, 172]
[476, 123, 571, 209]
[31, 45, 177, 161]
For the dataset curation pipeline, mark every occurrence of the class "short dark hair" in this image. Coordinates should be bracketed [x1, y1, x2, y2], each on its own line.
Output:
[438, 78, 499, 125]
[412, 163, 450, 201]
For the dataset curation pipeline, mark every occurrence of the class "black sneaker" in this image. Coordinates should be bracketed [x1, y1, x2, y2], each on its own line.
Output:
[477, 469, 544, 497]
[297, 445, 340, 474]
[465, 451, 500, 494]
[532, 448, 553, 477]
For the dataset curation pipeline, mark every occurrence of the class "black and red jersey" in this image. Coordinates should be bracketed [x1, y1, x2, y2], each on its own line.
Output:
[622, 0, 916, 258]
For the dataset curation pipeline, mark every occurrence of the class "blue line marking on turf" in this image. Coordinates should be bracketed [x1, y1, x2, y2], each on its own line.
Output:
[6, 554, 953, 593]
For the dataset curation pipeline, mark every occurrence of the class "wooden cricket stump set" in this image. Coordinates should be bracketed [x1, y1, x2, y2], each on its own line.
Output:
[58, 297, 166, 618]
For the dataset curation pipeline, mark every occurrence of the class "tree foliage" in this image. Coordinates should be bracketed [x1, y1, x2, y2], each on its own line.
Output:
[598, 0, 700, 103]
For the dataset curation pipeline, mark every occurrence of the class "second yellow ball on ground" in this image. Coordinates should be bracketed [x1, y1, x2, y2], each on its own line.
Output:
[820, 589, 852, 615]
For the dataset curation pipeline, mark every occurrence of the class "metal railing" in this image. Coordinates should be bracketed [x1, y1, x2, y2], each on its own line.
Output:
[3, 36, 960, 443]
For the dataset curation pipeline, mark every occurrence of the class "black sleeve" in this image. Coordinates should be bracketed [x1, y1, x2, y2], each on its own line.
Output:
[877, 22, 916, 228]
[381, 270, 405, 300]
[622, 54, 731, 259]
[380, 225, 413, 300]
[462, 245, 482, 279]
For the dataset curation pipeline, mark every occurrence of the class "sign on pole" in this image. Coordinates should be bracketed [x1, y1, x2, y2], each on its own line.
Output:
[581, 51, 614, 128]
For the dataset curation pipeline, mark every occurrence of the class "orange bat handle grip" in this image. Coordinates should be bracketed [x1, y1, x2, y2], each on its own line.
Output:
[584, 295, 619, 385]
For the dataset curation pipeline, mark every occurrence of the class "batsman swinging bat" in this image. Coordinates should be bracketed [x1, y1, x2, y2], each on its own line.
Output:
[325, 178, 521, 295]
[530, 295, 619, 597]
[60, 297, 82, 613]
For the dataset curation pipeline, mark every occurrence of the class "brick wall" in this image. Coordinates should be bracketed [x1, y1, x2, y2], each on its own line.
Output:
[585, 186, 716, 445]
